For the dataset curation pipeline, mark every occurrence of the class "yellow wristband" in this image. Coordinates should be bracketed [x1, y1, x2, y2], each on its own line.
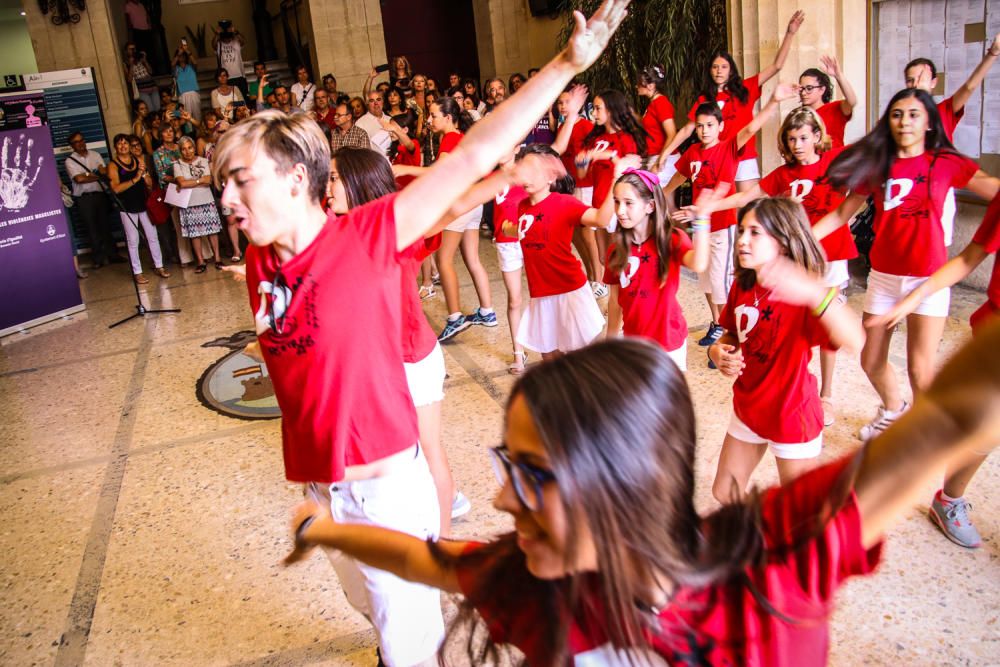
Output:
[812, 287, 838, 318]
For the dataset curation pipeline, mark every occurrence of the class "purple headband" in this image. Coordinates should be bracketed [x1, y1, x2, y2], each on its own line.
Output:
[621, 168, 659, 192]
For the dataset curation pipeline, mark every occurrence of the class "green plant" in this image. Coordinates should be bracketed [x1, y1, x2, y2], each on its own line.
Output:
[556, 0, 727, 113]
[185, 23, 208, 59]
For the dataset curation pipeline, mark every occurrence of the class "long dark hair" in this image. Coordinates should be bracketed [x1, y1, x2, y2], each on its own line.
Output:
[701, 51, 749, 104]
[331, 146, 397, 208]
[608, 171, 678, 284]
[432, 96, 474, 134]
[826, 88, 956, 193]
[584, 89, 647, 155]
[431, 339, 770, 665]
[515, 143, 575, 194]
[734, 197, 826, 290]
[388, 110, 418, 162]
[800, 67, 833, 104]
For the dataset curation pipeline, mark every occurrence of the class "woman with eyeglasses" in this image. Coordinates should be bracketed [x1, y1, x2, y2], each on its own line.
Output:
[283, 329, 1000, 665]
[798, 55, 858, 149]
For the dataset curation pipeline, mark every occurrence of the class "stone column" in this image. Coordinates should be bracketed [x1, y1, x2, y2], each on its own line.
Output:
[21, 0, 132, 137]
[472, 0, 564, 82]
[727, 0, 868, 173]
[307, 0, 387, 96]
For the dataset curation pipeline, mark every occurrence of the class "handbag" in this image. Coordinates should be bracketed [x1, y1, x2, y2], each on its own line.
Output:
[146, 186, 172, 225]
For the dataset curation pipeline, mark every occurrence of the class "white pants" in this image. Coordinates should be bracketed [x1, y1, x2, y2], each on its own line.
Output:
[120, 210, 164, 275]
[307, 447, 444, 666]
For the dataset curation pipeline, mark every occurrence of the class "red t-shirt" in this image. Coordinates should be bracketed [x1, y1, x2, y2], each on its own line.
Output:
[457, 455, 883, 666]
[585, 130, 638, 207]
[642, 95, 675, 157]
[400, 234, 441, 363]
[439, 131, 462, 156]
[676, 137, 741, 232]
[719, 281, 835, 443]
[313, 108, 338, 130]
[688, 74, 762, 159]
[393, 141, 422, 189]
[560, 118, 595, 188]
[517, 192, 590, 297]
[493, 183, 528, 244]
[759, 148, 857, 261]
[816, 101, 851, 149]
[602, 231, 693, 351]
[855, 151, 978, 277]
[970, 194, 1000, 332]
[245, 195, 419, 483]
[937, 96, 965, 141]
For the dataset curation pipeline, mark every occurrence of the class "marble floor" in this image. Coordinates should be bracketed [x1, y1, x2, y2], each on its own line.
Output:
[1, 241, 998, 667]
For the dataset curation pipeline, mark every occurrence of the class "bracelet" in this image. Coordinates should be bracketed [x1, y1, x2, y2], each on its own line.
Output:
[692, 217, 710, 233]
[812, 286, 838, 318]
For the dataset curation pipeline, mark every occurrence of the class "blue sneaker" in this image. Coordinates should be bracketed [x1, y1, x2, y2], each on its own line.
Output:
[467, 309, 498, 327]
[438, 315, 472, 342]
[698, 322, 724, 347]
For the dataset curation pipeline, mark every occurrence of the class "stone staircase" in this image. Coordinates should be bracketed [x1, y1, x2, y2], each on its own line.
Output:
[153, 58, 293, 114]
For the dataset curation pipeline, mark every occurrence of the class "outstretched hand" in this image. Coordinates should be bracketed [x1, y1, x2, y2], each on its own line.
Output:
[564, 83, 589, 118]
[772, 82, 799, 103]
[565, 0, 631, 73]
[283, 500, 326, 566]
[819, 54, 842, 78]
[786, 10, 805, 35]
[756, 255, 825, 307]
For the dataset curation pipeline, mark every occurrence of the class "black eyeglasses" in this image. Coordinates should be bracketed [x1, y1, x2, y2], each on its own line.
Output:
[798, 85, 824, 93]
[489, 445, 556, 511]
[265, 265, 292, 335]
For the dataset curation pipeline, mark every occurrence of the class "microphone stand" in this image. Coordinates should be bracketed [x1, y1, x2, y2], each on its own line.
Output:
[93, 155, 181, 328]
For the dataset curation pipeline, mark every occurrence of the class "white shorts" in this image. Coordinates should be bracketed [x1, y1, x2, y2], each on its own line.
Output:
[574, 186, 593, 206]
[495, 241, 523, 273]
[666, 342, 687, 372]
[942, 187, 956, 246]
[307, 448, 444, 666]
[445, 205, 482, 233]
[727, 412, 823, 459]
[657, 153, 681, 185]
[823, 259, 849, 289]
[735, 157, 761, 182]
[403, 342, 446, 407]
[698, 226, 736, 305]
[864, 269, 950, 318]
[517, 283, 604, 353]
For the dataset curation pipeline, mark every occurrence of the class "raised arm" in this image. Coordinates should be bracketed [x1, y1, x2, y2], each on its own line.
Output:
[284, 500, 467, 592]
[821, 54, 858, 116]
[812, 192, 867, 240]
[736, 82, 798, 150]
[363, 68, 377, 102]
[854, 318, 1000, 548]
[551, 84, 588, 156]
[394, 0, 631, 250]
[950, 33, 1000, 114]
[757, 10, 805, 85]
[757, 255, 865, 354]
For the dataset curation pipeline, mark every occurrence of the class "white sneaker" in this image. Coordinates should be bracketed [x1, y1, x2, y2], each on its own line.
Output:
[451, 492, 471, 519]
[592, 282, 609, 299]
[858, 401, 909, 441]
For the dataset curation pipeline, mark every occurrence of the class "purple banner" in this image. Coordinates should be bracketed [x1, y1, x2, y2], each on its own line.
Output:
[0, 95, 83, 336]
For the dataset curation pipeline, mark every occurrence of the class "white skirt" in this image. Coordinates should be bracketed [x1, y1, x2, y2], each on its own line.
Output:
[516, 283, 605, 353]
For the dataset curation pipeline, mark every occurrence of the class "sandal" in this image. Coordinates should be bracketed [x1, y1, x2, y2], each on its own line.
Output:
[418, 285, 436, 300]
[214, 261, 224, 270]
[194, 264, 207, 274]
[508, 351, 527, 375]
[134, 273, 149, 284]
[230, 254, 242, 263]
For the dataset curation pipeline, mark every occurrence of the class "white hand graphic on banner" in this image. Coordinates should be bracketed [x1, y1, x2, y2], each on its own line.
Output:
[0, 134, 43, 211]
